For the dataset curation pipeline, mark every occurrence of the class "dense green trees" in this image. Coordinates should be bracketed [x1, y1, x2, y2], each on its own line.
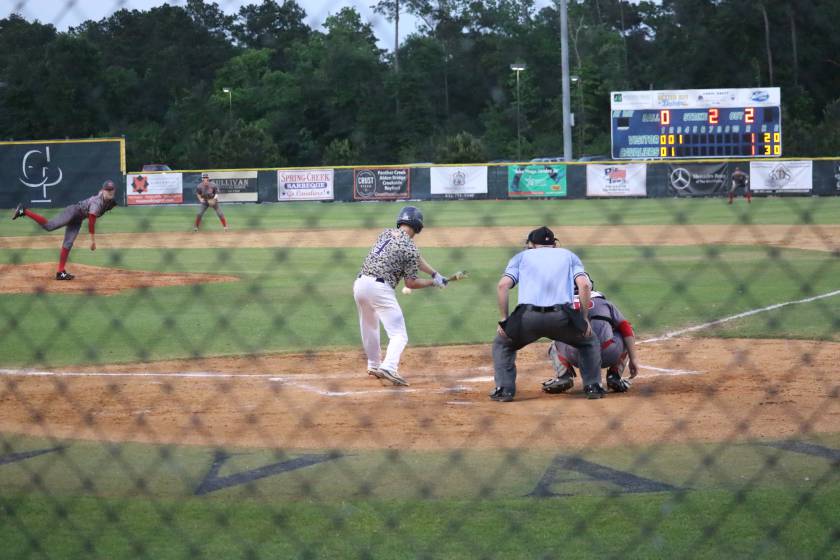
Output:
[0, 0, 837, 169]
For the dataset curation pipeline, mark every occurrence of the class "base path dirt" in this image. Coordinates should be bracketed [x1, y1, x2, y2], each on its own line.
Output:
[0, 338, 836, 451]
[0, 263, 239, 295]
[1, 224, 838, 252]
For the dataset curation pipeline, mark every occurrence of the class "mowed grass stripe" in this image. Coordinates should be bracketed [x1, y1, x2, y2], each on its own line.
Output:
[2, 197, 839, 239]
[0, 245, 837, 366]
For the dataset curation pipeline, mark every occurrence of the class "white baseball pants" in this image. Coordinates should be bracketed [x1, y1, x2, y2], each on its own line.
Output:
[353, 276, 408, 373]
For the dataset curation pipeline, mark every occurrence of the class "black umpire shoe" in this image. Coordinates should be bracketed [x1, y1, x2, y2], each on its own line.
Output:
[55, 271, 75, 281]
[12, 203, 25, 220]
[583, 383, 607, 399]
[489, 387, 515, 402]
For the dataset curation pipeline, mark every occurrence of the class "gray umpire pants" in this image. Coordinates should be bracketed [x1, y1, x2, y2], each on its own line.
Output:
[43, 205, 84, 249]
[493, 305, 601, 393]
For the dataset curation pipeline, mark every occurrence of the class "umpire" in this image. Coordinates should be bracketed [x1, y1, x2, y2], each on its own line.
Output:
[491, 226, 605, 401]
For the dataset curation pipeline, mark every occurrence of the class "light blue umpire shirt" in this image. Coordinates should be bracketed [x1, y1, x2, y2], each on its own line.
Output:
[503, 247, 587, 307]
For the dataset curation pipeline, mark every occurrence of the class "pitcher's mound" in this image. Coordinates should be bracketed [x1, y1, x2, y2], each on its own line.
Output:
[0, 263, 239, 295]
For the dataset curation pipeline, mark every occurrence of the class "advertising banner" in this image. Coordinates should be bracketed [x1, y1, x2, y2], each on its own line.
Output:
[430, 166, 488, 198]
[189, 171, 258, 202]
[586, 164, 647, 197]
[0, 138, 124, 208]
[749, 161, 813, 192]
[126, 173, 183, 205]
[277, 169, 334, 201]
[666, 163, 729, 197]
[507, 164, 567, 197]
[353, 168, 410, 200]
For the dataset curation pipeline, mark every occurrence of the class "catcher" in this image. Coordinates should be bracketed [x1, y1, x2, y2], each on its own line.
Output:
[194, 172, 227, 231]
[542, 275, 639, 394]
[11, 180, 118, 280]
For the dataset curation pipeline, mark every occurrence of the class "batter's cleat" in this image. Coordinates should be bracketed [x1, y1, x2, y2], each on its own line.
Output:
[541, 371, 575, 394]
[376, 367, 409, 387]
[55, 270, 75, 281]
[489, 387, 515, 402]
[367, 368, 384, 379]
[583, 383, 607, 399]
[606, 371, 631, 393]
[12, 203, 25, 220]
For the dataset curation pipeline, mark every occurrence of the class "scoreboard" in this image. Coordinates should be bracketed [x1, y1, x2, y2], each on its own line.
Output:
[610, 88, 781, 159]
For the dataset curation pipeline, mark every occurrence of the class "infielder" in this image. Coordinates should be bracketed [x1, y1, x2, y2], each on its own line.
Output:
[492, 226, 604, 401]
[11, 180, 118, 280]
[353, 206, 448, 386]
[194, 172, 227, 231]
[728, 166, 751, 204]
[542, 277, 639, 395]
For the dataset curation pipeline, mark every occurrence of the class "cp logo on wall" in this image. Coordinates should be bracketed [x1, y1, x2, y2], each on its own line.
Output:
[20, 146, 64, 203]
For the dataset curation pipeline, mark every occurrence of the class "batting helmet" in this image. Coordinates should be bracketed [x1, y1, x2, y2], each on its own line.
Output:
[396, 206, 424, 233]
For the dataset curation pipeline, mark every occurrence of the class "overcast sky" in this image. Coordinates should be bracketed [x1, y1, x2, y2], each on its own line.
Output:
[3, 0, 563, 50]
[2, 0, 420, 49]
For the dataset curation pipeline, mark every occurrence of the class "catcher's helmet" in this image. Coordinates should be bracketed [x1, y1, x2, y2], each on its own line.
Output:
[396, 206, 424, 233]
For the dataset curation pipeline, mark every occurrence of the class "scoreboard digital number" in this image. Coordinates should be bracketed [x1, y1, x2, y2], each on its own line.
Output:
[610, 88, 782, 159]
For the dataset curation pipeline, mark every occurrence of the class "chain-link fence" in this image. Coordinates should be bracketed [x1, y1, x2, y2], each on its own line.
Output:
[1, 1, 839, 558]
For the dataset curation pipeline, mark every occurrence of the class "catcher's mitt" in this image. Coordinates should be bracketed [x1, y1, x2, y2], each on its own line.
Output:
[606, 372, 631, 392]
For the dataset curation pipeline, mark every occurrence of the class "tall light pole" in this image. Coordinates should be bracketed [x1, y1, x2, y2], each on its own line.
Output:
[560, 0, 573, 161]
[222, 87, 232, 119]
[571, 75, 580, 156]
[510, 63, 526, 161]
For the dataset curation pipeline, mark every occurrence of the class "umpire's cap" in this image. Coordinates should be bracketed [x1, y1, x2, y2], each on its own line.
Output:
[396, 206, 424, 233]
[102, 179, 116, 191]
[527, 226, 556, 245]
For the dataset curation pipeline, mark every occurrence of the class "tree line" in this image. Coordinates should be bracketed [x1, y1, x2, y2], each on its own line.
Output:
[0, 0, 837, 170]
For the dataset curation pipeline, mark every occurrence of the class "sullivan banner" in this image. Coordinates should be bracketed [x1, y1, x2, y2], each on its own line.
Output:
[430, 166, 488, 199]
[508, 164, 567, 197]
[666, 163, 729, 197]
[0, 138, 125, 208]
[126, 173, 184, 205]
[187, 171, 258, 202]
[277, 169, 334, 201]
[353, 168, 410, 200]
[749, 161, 813, 193]
[586, 164, 647, 197]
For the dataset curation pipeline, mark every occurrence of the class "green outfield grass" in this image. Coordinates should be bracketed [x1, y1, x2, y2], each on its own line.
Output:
[2, 196, 840, 237]
[1, 198, 838, 558]
[0, 245, 837, 367]
[0, 433, 837, 559]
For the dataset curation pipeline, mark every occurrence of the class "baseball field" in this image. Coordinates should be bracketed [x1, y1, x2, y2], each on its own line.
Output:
[1, 197, 839, 558]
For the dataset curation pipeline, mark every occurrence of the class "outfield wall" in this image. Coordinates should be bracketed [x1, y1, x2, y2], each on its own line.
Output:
[1, 137, 837, 207]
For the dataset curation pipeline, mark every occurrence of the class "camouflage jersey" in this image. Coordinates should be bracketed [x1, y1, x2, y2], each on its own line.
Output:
[196, 181, 219, 201]
[75, 193, 117, 219]
[358, 228, 420, 289]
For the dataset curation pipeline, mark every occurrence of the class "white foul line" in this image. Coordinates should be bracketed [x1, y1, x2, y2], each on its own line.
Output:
[639, 289, 840, 344]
